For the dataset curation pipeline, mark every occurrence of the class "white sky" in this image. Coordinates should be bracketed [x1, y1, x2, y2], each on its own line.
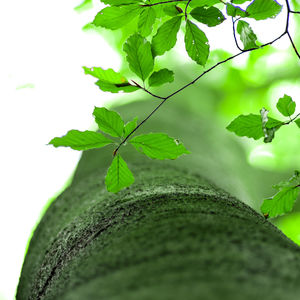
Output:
[0, 1, 291, 299]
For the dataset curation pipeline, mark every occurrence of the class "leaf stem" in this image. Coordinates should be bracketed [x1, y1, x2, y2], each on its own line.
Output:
[184, 0, 192, 21]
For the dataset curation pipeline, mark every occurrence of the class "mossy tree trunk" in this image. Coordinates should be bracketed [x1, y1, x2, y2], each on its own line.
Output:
[17, 99, 300, 300]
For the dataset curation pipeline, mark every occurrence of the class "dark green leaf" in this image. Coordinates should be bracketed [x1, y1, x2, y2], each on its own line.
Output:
[49, 130, 113, 150]
[190, 0, 220, 8]
[190, 6, 225, 27]
[276, 94, 296, 117]
[295, 119, 300, 128]
[83, 66, 139, 93]
[237, 20, 258, 50]
[226, 3, 248, 17]
[148, 68, 174, 87]
[226, 114, 263, 140]
[105, 154, 135, 193]
[185, 20, 210, 66]
[123, 117, 138, 137]
[163, 5, 183, 16]
[123, 34, 154, 81]
[152, 16, 182, 56]
[93, 107, 124, 137]
[93, 4, 141, 30]
[130, 133, 190, 160]
[246, 0, 282, 20]
[138, 7, 156, 37]
[261, 187, 299, 218]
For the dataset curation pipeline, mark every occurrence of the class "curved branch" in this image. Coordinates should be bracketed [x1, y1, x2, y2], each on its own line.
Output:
[231, 17, 244, 52]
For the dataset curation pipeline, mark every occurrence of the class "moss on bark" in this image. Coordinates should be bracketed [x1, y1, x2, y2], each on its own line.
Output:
[17, 100, 300, 300]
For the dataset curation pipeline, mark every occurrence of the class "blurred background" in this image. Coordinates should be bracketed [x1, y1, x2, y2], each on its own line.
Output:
[1, 0, 299, 299]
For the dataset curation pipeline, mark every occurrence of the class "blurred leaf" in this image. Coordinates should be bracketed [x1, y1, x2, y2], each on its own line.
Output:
[105, 154, 134, 193]
[74, 0, 93, 12]
[49, 130, 113, 150]
[261, 187, 299, 218]
[83, 66, 139, 93]
[138, 6, 156, 37]
[276, 94, 296, 117]
[226, 3, 248, 17]
[152, 16, 182, 56]
[295, 119, 300, 128]
[130, 133, 190, 159]
[123, 33, 154, 81]
[93, 107, 124, 137]
[93, 5, 141, 30]
[190, 6, 225, 27]
[237, 20, 258, 50]
[148, 68, 174, 87]
[185, 20, 210, 66]
[123, 117, 138, 137]
[246, 0, 282, 20]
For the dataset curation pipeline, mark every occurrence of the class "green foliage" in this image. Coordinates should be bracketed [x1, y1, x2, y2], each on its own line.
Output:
[190, 6, 225, 27]
[261, 171, 300, 218]
[148, 68, 174, 86]
[189, 0, 220, 8]
[49, 130, 113, 150]
[237, 20, 258, 50]
[123, 117, 138, 137]
[185, 20, 209, 66]
[276, 94, 296, 117]
[130, 133, 190, 160]
[246, 0, 282, 20]
[123, 34, 154, 82]
[105, 154, 135, 193]
[226, 4, 248, 18]
[138, 6, 156, 37]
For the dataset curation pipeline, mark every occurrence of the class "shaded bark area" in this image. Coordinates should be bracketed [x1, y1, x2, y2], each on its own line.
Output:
[17, 99, 300, 299]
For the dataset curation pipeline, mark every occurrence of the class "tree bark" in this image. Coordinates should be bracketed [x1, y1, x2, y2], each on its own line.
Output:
[17, 99, 300, 300]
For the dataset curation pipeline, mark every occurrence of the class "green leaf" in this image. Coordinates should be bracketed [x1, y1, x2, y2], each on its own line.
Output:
[148, 68, 174, 87]
[226, 3, 248, 17]
[236, 20, 258, 50]
[266, 117, 284, 128]
[74, 0, 93, 12]
[190, 6, 225, 27]
[232, 0, 251, 4]
[93, 4, 141, 30]
[93, 107, 124, 137]
[295, 119, 300, 128]
[273, 171, 300, 190]
[190, 0, 220, 8]
[276, 94, 296, 117]
[185, 20, 210, 66]
[246, 0, 282, 21]
[83, 66, 139, 93]
[130, 133, 190, 160]
[49, 130, 113, 150]
[138, 7, 156, 37]
[261, 187, 299, 218]
[163, 5, 183, 16]
[123, 33, 154, 81]
[105, 154, 135, 193]
[226, 114, 264, 140]
[152, 16, 182, 57]
[123, 117, 138, 137]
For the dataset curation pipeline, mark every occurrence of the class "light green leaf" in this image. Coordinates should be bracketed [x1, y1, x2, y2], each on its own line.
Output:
[93, 107, 124, 137]
[246, 0, 282, 21]
[295, 119, 300, 128]
[105, 154, 135, 193]
[237, 20, 258, 50]
[123, 33, 154, 81]
[49, 130, 113, 150]
[190, 0, 220, 8]
[226, 3, 248, 17]
[74, 0, 93, 12]
[226, 114, 263, 140]
[232, 0, 251, 4]
[130, 133, 190, 160]
[148, 68, 174, 87]
[163, 5, 183, 16]
[190, 6, 225, 27]
[261, 187, 300, 218]
[152, 16, 182, 56]
[83, 66, 139, 93]
[276, 94, 296, 117]
[185, 20, 210, 66]
[93, 4, 141, 30]
[138, 7, 156, 37]
[123, 117, 138, 137]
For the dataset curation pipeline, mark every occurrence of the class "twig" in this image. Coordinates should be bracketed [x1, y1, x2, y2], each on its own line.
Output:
[142, 0, 186, 7]
[231, 17, 244, 52]
[184, 0, 192, 21]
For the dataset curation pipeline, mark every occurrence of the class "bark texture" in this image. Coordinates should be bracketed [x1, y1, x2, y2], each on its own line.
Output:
[17, 99, 300, 300]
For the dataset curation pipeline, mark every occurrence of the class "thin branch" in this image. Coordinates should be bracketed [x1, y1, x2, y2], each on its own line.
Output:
[231, 17, 244, 52]
[184, 0, 192, 21]
[142, 0, 186, 7]
[113, 0, 299, 156]
[287, 32, 300, 59]
[290, 11, 300, 14]
[284, 113, 300, 125]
